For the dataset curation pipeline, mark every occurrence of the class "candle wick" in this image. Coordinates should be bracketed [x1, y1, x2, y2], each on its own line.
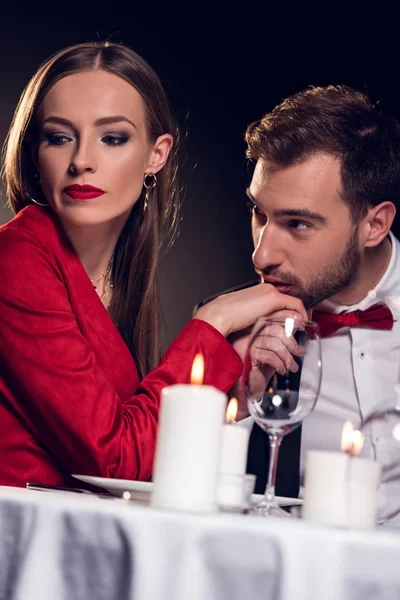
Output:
[343, 443, 356, 457]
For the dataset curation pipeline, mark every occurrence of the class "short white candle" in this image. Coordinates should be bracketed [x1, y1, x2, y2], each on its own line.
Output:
[151, 355, 227, 513]
[219, 422, 250, 475]
[303, 447, 381, 529]
[217, 398, 250, 509]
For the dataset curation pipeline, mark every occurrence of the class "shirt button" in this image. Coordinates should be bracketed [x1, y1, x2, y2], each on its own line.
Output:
[360, 351, 366, 359]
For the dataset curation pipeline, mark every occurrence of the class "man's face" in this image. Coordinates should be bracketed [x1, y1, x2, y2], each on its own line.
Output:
[249, 153, 361, 309]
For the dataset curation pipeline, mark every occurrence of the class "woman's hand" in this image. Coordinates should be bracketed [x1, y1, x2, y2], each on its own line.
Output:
[193, 283, 307, 337]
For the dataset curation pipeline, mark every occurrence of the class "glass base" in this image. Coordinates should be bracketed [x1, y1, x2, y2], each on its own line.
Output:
[249, 498, 292, 518]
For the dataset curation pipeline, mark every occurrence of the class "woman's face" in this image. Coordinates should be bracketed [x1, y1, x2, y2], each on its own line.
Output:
[36, 70, 172, 227]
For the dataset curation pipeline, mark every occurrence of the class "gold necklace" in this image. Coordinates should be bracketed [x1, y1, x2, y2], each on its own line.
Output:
[90, 255, 114, 289]
[100, 273, 114, 308]
[90, 256, 114, 308]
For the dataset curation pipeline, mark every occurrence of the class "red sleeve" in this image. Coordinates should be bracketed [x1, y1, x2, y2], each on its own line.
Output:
[0, 228, 242, 481]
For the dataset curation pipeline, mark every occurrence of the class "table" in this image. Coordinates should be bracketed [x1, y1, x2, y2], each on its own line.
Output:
[0, 486, 400, 600]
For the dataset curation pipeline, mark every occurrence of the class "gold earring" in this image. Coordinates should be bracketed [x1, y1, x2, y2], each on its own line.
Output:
[143, 173, 157, 214]
[28, 195, 48, 207]
[28, 173, 48, 207]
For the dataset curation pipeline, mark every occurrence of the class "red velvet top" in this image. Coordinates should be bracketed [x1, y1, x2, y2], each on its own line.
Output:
[0, 206, 242, 487]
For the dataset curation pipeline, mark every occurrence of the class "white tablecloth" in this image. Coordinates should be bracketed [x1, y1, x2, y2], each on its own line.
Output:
[0, 486, 400, 600]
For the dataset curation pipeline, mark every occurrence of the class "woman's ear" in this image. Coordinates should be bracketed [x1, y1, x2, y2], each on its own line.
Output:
[30, 139, 39, 172]
[146, 134, 173, 174]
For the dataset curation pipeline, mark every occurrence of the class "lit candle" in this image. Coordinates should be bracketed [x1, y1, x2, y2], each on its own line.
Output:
[151, 353, 227, 513]
[219, 398, 250, 475]
[303, 421, 381, 529]
[217, 398, 251, 509]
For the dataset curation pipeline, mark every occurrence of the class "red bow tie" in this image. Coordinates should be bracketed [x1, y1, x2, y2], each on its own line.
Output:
[313, 303, 394, 338]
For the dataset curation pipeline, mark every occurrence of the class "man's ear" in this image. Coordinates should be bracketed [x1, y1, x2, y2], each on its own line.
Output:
[363, 201, 396, 248]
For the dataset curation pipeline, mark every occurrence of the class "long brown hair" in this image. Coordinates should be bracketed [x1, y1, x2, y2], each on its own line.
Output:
[2, 42, 180, 377]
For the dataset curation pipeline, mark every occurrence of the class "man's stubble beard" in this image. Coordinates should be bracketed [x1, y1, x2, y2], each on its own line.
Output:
[291, 232, 361, 309]
[258, 230, 361, 310]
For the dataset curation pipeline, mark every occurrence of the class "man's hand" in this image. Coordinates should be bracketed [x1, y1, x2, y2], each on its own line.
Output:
[228, 310, 306, 421]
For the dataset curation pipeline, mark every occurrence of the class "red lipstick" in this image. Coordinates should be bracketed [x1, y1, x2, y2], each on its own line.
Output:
[63, 184, 105, 201]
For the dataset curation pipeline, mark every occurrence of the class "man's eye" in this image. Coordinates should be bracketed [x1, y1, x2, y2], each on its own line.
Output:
[288, 220, 311, 232]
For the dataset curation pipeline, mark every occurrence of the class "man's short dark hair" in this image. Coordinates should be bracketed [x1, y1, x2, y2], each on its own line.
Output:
[245, 85, 400, 222]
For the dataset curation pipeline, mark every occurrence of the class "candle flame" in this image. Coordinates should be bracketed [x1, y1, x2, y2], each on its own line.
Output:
[341, 420, 355, 453]
[352, 430, 364, 456]
[190, 353, 204, 385]
[393, 423, 400, 441]
[226, 397, 238, 423]
[341, 420, 364, 455]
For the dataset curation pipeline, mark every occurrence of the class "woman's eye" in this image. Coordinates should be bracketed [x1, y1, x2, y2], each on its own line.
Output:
[44, 133, 72, 146]
[102, 135, 130, 147]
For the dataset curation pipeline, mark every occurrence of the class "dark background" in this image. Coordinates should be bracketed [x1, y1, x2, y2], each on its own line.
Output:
[0, 7, 398, 346]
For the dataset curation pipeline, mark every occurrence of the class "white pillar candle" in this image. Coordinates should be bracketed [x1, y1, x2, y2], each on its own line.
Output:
[219, 423, 250, 475]
[303, 450, 381, 529]
[216, 398, 251, 509]
[151, 383, 226, 513]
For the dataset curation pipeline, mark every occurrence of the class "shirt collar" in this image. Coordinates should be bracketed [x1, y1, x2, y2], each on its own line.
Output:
[315, 232, 400, 318]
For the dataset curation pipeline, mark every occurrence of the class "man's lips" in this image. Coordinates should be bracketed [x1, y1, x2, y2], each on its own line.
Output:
[263, 277, 291, 286]
[63, 184, 105, 200]
[263, 278, 293, 291]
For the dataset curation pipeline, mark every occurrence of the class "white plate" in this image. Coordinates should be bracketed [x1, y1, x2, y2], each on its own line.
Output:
[72, 475, 303, 507]
[251, 493, 303, 507]
[72, 474, 152, 497]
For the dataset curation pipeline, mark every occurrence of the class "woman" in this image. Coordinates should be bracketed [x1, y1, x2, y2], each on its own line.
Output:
[0, 42, 306, 487]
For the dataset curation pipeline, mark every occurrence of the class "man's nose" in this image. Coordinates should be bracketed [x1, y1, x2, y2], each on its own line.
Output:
[252, 224, 284, 271]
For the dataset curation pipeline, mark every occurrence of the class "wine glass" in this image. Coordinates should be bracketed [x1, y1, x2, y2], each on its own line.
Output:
[243, 317, 322, 517]
[360, 397, 400, 526]
[356, 292, 400, 527]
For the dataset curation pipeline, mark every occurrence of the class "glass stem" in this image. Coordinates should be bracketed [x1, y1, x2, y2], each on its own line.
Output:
[264, 433, 282, 504]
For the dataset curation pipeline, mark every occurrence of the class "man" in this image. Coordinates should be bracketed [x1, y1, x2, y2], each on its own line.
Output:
[238, 85, 400, 518]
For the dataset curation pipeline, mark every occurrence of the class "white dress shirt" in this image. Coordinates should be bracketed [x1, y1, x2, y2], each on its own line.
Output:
[240, 232, 400, 522]
[300, 232, 400, 521]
